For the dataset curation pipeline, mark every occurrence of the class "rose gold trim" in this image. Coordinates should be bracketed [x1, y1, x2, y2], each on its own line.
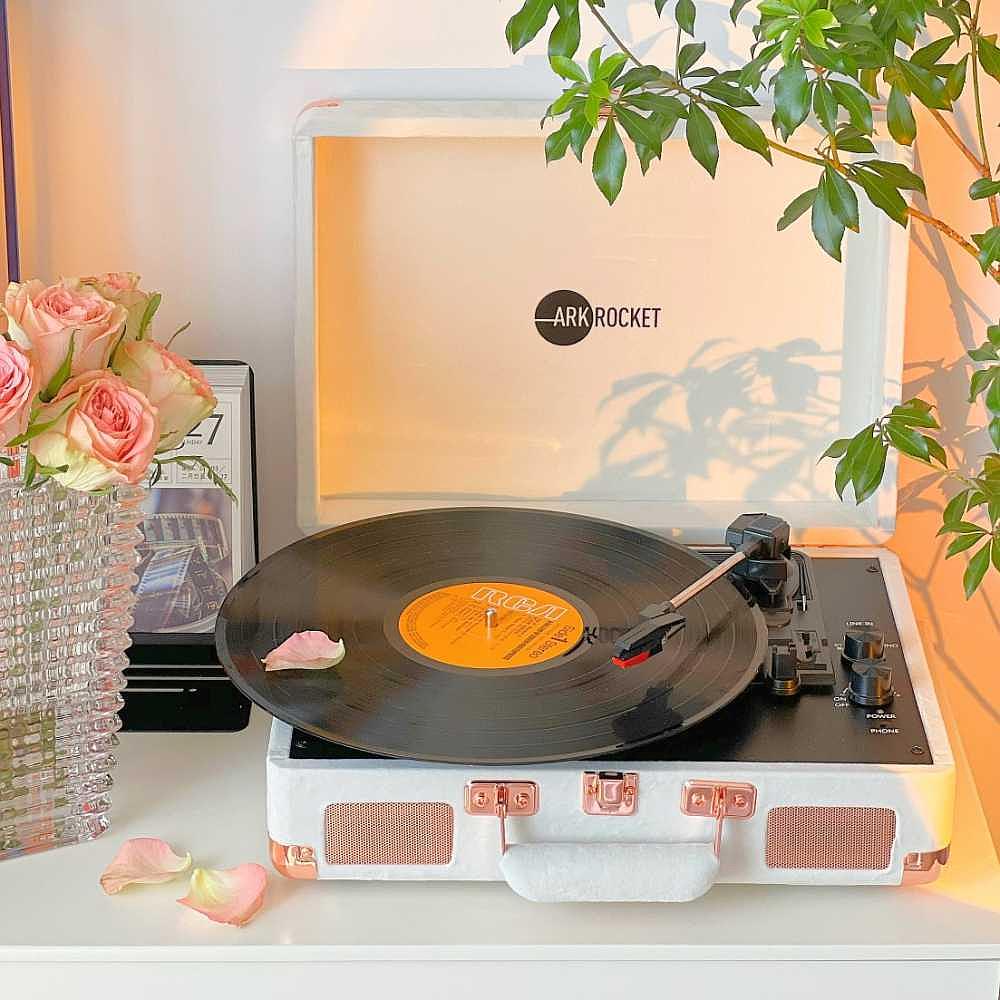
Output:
[269, 838, 318, 879]
[465, 781, 538, 857]
[681, 780, 756, 858]
[902, 846, 950, 885]
[582, 771, 638, 815]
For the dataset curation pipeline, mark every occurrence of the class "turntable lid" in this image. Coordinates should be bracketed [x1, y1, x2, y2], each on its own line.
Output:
[293, 100, 908, 545]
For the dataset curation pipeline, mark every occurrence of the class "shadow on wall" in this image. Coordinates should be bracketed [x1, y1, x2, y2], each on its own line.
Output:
[564, 338, 841, 502]
[900, 207, 1000, 730]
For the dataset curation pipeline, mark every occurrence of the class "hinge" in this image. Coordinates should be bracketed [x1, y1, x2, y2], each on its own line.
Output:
[465, 781, 539, 856]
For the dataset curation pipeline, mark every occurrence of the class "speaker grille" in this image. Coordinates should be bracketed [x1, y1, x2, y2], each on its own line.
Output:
[766, 806, 896, 870]
[324, 802, 454, 866]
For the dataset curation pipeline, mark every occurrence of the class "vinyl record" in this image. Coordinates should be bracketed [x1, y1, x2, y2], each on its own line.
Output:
[215, 507, 766, 764]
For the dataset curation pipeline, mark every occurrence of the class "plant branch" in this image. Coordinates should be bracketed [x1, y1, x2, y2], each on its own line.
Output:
[968, 9, 1000, 227]
[928, 107, 988, 175]
[585, 1, 643, 66]
[907, 205, 1000, 278]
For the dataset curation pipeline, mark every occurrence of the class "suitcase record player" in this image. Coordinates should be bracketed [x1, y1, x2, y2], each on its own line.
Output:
[215, 100, 955, 901]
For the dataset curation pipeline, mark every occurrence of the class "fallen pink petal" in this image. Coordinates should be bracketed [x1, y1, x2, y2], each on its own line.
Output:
[99, 837, 192, 895]
[262, 630, 345, 671]
[177, 864, 268, 927]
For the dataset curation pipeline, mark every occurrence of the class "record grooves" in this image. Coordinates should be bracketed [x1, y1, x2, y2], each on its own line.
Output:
[216, 508, 766, 764]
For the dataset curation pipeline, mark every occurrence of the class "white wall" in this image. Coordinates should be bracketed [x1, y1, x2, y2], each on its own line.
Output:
[9, 0, 578, 551]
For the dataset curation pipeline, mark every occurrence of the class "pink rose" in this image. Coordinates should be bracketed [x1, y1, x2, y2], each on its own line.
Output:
[3, 279, 127, 387]
[0, 339, 35, 445]
[80, 272, 156, 341]
[29, 371, 159, 490]
[114, 339, 216, 451]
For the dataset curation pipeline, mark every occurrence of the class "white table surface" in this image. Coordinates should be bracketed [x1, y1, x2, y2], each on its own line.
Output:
[2, 708, 998, 998]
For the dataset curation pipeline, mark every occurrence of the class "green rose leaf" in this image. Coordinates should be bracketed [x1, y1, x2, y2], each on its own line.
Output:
[39, 332, 76, 403]
[685, 101, 720, 177]
[592, 115, 627, 204]
[887, 85, 916, 146]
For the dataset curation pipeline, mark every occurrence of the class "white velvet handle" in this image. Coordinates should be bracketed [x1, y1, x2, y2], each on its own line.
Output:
[499, 841, 720, 903]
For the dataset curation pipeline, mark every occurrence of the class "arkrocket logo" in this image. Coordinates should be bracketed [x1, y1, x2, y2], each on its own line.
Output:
[534, 289, 662, 345]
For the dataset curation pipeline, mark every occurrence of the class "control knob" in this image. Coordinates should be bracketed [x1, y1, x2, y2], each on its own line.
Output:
[841, 628, 893, 707]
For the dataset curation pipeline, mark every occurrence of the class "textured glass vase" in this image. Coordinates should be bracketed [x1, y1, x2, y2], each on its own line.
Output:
[0, 455, 144, 861]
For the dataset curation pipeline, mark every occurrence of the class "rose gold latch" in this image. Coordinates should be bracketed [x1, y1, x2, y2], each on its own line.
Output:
[465, 781, 538, 856]
[582, 771, 638, 815]
[681, 781, 756, 857]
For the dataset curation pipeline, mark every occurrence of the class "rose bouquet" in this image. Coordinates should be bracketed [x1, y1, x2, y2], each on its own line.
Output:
[0, 272, 229, 495]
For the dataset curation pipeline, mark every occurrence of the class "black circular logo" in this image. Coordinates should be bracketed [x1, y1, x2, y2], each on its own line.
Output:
[534, 289, 593, 346]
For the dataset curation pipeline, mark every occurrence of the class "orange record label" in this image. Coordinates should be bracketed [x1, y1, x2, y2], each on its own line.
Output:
[397, 581, 586, 670]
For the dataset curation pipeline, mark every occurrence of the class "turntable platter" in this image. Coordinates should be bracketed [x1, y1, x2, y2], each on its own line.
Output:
[215, 507, 766, 764]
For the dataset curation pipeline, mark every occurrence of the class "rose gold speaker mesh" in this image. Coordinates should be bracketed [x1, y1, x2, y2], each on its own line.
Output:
[766, 806, 896, 870]
[324, 802, 454, 866]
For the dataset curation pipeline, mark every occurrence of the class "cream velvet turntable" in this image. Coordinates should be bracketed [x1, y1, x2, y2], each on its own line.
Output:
[214, 101, 954, 903]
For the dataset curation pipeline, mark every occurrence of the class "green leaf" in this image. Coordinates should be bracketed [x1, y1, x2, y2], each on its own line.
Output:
[678, 41, 706, 76]
[886, 420, 930, 461]
[39, 332, 75, 403]
[973, 227, 1000, 274]
[853, 434, 888, 503]
[584, 90, 603, 127]
[614, 106, 663, 157]
[777, 187, 817, 231]
[834, 126, 876, 154]
[897, 58, 951, 110]
[617, 65, 664, 93]
[676, 0, 696, 35]
[963, 540, 992, 598]
[945, 55, 969, 101]
[858, 160, 925, 194]
[887, 85, 916, 146]
[545, 116, 577, 162]
[711, 103, 772, 163]
[823, 165, 859, 230]
[890, 399, 939, 428]
[946, 531, 985, 558]
[802, 9, 837, 47]
[22, 450, 37, 489]
[4, 400, 74, 447]
[911, 36, 954, 69]
[942, 488, 971, 528]
[834, 454, 852, 498]
[811, 181, 846, 261]
[851, 167, 909, 227]
[994, 537, 1000, 573]
[978, 36, 1000, 84]
[548, 4, 581, 58]
[696, 77, 759, 108]
[588, 45, 603, 80]
[988, 371, 1000, 413]
[592, 116, 627, 204]
[924, 436, 947, 466]
[969, 367, 996, 402]
[655, 0, 669, 12]
[990, 324, 1000, 347]
[685, 101, 720, 178]
[506, 0, 555, 53]
[820, 437, 851, 460]
[567, 110, 594, 160]
[829, 80, 874, 134]
[772, 59, 811, 140]
[730, 0, 754, 22]
[625, 93, 685, 117]
[550, 55, 587, 81]
[597, 52, 628, 82]
[812, 80, 838, 133]
[970, 178, 1000, 201]
[991, 416, 1000, 451]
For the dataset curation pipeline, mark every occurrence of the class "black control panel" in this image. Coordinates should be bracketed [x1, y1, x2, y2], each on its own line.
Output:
[290, 554, 932, 766]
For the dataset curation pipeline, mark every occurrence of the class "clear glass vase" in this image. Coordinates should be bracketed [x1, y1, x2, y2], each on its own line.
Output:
[0, 454, 144, 860]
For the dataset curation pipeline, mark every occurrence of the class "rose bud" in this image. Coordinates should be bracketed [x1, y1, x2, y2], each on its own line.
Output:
[80, 272, 156, 341]
[114, 339, 216, 451]
[29, 372, 159, 490]
[2, 279, 126, 387]
[0, 339, 35, 446]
